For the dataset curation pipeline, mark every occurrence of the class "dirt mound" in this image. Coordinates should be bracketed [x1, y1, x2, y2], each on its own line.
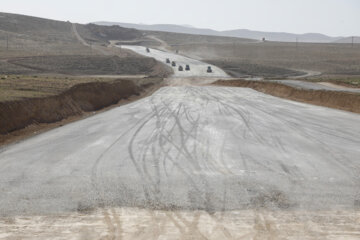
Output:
[214, 80, 360, 114]
[0, 79, 141, 135]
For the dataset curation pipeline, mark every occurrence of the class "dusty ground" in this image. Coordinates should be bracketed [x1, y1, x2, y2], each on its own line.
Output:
[1, 208, 360, 240]
[1, 86, 360, 239]
[1, 12, 360, 238]
[206, 59, 304, 78]
[2, 55, 166, 76]
[171, 41, 360, 80]
[213, 79, 360, 113]
[0, 12, 145, 58]
[0, 76, 164, 146]
[0, 75, 163, 101]
[120, 46, 228, 78]
[302, 75, 360, 88]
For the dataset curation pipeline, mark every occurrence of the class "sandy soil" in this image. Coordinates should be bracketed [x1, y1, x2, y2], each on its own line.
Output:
[318, 82, 359, 90]
[1, 208, 359, 240]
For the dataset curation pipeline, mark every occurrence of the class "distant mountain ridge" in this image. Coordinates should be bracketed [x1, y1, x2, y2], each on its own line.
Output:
[334, 36, 360, 44]
[94, 21, 355, 43]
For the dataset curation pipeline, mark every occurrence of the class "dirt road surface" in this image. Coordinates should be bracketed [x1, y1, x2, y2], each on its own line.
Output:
[120, 45, 229, 78]
[1, 46, 360, 239]
[121, 46, 360, 92]
[1, 85, 360, 238]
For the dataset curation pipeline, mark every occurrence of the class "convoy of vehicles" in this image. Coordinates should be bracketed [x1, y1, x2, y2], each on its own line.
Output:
[163, 54, 214, 73]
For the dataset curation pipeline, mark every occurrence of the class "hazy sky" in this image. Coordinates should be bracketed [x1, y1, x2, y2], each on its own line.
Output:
[1, 0, 360, 36]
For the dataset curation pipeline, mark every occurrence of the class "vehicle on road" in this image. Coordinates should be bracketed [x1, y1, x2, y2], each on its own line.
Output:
[185, 65, 190, 71]
[146, 47, 150, 53]
[178, 66, 184, 71]
[166, 58, 170, 64]
[171, 61, 176, 67]
[207, 66, 213, 73]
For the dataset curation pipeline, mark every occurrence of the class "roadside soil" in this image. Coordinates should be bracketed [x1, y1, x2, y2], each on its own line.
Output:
[213, 79, 360, 114]
[0, 78, 164, 146]
[303, 75, 360, 88]
[206, 59, 305, 78]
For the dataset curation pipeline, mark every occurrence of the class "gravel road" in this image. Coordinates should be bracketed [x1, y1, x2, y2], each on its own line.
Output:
[1, 46, 360, 239]
[120, 45, 229, 78]
[0, 86, 359, 216]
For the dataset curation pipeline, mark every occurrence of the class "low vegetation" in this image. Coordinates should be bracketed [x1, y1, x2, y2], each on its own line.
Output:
[0, 75, 163, 102]
[4, 55, 163, 75]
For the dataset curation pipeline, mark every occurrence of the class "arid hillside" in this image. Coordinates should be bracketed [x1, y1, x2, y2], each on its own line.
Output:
[0, 12, 144, 57]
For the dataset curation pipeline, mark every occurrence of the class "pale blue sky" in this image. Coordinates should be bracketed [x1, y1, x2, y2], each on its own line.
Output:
[1, 0, 359, 36]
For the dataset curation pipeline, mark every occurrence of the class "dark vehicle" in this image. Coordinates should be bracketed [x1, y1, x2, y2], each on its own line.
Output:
[207, 66, 213, 73]
[146, 47, 150, 53]
[185, 65, 190, 71]
[178, 66, 184, 71]
[171, 61, 176, 67]
[166, 58, 170, 64]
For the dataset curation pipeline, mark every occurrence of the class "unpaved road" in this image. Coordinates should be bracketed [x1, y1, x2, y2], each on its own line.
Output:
[120, 45, 229, 78]
[1, 46, 360, 239]
[1, 86, 360, 215]
[1, 86, 360, 238]
[122, 46, 360, 92]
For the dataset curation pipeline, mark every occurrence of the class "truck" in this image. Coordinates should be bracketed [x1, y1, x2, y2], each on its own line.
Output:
[207, 66, 213, 73]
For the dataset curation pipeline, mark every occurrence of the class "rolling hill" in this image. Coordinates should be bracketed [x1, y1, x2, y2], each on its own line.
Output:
[94, 21, 347, 43]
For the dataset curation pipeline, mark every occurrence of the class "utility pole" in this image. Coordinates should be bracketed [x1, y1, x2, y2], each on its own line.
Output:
[352, 36, 354, 48]
[6, 34, 9, 50]
[296, 38, 298, 49]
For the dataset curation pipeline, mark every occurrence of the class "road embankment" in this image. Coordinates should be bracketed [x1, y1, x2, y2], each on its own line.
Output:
[0, 78, 162, 145]
[213, 79, 360, 114]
